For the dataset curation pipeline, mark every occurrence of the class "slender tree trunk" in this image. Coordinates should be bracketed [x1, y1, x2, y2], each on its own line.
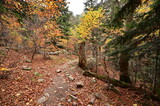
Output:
[31, 39, 37, 60]
[103, 55, 108, 75]
[119, 53, 131, 83]
[119, 14, 134, 83]
[78, 41, 87, 70]
[134, 58, 138, 86]
[152, 50, 159, 93]
[43, 37, 47, 59]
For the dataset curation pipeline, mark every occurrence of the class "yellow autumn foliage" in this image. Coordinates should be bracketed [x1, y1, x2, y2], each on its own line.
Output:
[75, 8, 105, 40]
[137, 0, 154, 14]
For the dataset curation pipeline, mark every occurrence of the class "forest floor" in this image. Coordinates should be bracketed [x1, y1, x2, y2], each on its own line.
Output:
[0, 50, 160, 106]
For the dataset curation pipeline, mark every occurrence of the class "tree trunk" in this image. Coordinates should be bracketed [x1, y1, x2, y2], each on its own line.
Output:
[119, 14, 134, 84]
[119, 53, 131, 83]
[152, 50, 159, 93]
[43, 37, 47, 59]
[78, 41, 87, 70]
[31, 39, 37, 60]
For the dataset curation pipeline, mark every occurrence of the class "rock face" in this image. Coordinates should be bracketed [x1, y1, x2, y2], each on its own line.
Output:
[76, 82, 84, 88]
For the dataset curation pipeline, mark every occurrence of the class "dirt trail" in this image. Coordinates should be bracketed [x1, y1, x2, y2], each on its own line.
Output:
[38, 60, 79, 106]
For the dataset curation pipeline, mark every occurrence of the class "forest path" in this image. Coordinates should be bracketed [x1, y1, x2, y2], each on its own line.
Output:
[1, 51, 159, 106]
[37, 57, 112, 106]
[38, 59, 82, 106]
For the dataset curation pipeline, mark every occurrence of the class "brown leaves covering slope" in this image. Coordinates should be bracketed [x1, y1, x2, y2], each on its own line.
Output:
[0, 51, 160, 106]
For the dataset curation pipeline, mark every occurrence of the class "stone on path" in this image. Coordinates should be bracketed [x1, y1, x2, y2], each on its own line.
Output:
[92, 77, 97, 83]
[44, 93, 49, 98]
[26, 59, 32, 63]
[94, 92, 100, 99]
[67, 99, 72, 103]
[57, 103, 62, 106]
[37, 96, 46, 104]
[37, 79, 45, 83]
[89, 97, 95, 105]
[22, 66, 32, 71]
[68, 75, 75, 81]
[76, 82, 84, 88]
[69, 94, 77, 100]
[106, 103, 111, 106]
[72, 101, 77, 106]
[56, 69, 61, 73]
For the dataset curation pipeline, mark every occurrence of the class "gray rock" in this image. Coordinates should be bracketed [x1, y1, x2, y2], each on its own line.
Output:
[26, 59, 32, 63]
[61, 49, 68, 54]
[56, 69, 61, 73]
[22, 66, 32, 71]
[37, 79, 45, 83]
[60, 98, 65, 101]
[76, 82, 84, 88]
[68, 99, 72, 103]
[44, 93, 49, 97]
[58, 87, 63, 89]
[70, 94, 77, 100]
[34, 72, 42, 77]
[105, 103, 111, 106]
[66, 73, 70, 76]
[94, 93, 100, 99]
[89, 96, 95, 105]
[48, 51, 61, 55]
[92, 77, 97, 83]
[68, 75, 75, 81]
[72, 92, 78, 96]
[72, 101, 77, 106]
[57, 103, 62, 106]
[37, 96, 46, 104]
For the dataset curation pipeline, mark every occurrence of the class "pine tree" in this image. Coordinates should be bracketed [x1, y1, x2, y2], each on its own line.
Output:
[57, 0, 71, 38]
[106, 0, 160, 84]
[84, 0, 98, 11]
